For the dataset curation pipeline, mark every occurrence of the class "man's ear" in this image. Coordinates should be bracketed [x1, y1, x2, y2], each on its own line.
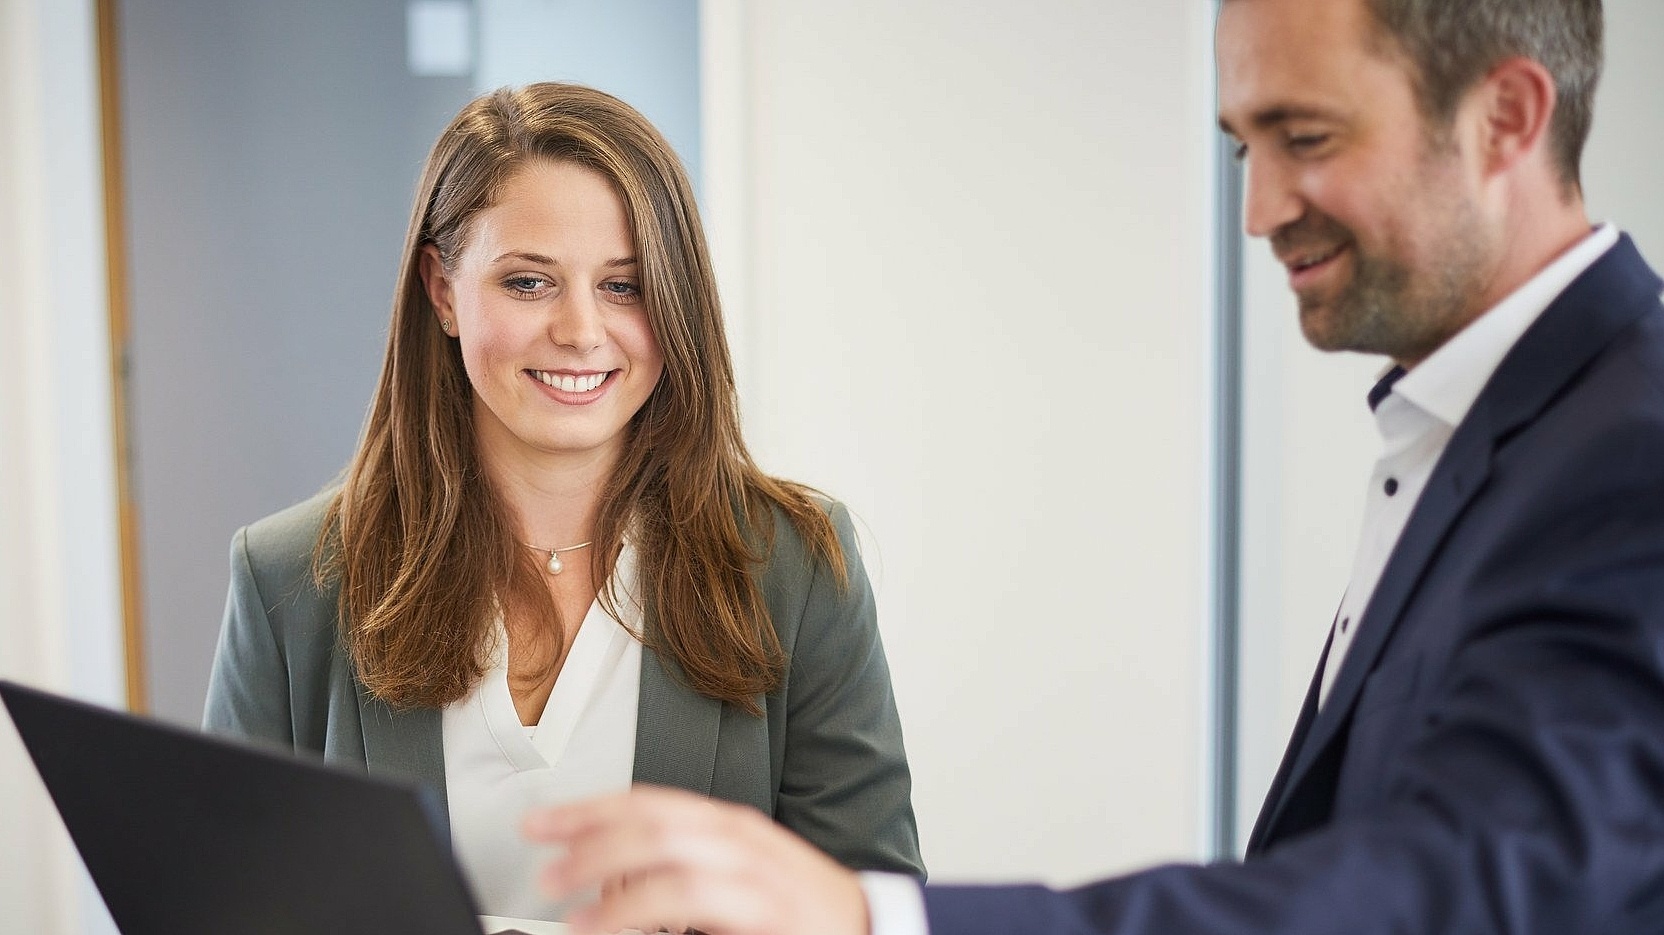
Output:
[419, 244, 455, 326]
[1474, 55, 1557, 179]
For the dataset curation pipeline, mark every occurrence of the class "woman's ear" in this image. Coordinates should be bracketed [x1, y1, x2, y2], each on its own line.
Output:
[420, 244, 456, 332]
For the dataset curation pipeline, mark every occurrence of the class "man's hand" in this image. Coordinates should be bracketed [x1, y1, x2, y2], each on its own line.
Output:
[524, 785, 872, 935]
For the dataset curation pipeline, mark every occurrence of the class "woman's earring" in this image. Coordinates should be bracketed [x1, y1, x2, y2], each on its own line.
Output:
[441, 319, 453, 335]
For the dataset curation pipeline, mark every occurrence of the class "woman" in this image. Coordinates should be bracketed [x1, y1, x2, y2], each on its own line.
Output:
[203, 82, 922, 921]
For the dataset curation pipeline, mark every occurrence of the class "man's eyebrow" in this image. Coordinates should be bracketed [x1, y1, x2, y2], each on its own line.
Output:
[1218, 104, 1343, 136]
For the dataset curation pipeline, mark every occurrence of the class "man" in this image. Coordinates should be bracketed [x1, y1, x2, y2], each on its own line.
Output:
[525, 0, 1664, 932]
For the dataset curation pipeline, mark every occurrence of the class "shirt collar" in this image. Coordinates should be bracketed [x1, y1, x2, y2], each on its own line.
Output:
[1390, 223, 1619, 427]
[1367, 365, 1406, 412]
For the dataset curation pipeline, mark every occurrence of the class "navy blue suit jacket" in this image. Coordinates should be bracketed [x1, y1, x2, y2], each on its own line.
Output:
[925, 235, 1664, 934]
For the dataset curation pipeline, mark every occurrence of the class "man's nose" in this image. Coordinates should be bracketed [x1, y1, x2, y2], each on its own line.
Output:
[1242, 156, 1303, 240]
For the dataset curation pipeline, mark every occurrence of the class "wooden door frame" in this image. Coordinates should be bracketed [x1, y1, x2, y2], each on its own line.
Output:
[95, 0, 147, 713]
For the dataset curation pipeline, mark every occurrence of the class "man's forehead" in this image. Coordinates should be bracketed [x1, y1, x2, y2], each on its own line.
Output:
[1215, 0, 1407, 131]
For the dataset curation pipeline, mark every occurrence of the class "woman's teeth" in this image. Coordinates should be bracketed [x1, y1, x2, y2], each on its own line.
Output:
[534, 371, 607, 392]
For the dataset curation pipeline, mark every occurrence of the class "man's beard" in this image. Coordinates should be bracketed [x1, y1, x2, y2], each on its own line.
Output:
[1275, 204, 1488, 363]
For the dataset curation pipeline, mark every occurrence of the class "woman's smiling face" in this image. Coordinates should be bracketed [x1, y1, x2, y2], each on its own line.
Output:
[423, 158, 665, 471]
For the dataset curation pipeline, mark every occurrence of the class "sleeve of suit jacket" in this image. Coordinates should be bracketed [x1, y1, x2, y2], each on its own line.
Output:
[924, 374, 1664, 932]
[203, 522, 297, 743]
[202, 494, 340, 749]
[771, 501, 924, 879]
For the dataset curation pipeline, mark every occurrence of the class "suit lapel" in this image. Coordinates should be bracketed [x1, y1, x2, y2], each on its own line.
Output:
[1257, 429, 1492, 839]
[1245, 626, 1331, 854]
[1253, 234, 1664, 846]
[356, 689, 449, 838]
[632, 615, 722, 795]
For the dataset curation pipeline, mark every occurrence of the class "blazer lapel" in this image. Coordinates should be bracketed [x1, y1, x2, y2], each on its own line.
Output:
[1245, 626, 1331, 854]
[632, 629, 722, 795]
[356, 689, 449, 838]
[1254, 234, 1664, 846]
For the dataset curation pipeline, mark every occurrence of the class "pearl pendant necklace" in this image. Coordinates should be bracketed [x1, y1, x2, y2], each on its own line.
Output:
[525, 540, 594, 575]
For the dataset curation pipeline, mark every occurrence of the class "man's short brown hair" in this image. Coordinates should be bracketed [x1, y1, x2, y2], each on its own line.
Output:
[1362, 0, 1603, 192]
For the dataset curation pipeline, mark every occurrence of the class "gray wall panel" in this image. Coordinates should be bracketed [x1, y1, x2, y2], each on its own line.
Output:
[119, 0, 472, 722]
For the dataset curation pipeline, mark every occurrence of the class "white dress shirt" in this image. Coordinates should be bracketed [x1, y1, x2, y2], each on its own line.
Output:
[444, 542, 644, 921]
[1319, 223, 1617, 705]
[859, 222, 1620, 935]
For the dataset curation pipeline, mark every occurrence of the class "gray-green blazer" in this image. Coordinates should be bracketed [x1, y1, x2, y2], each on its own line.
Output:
[203, 490, 923, 877]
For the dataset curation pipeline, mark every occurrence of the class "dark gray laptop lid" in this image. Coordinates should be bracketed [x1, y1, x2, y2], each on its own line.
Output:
[1, 679, 492, 935]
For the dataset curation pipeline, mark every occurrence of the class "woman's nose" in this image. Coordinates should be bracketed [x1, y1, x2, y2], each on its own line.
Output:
[548, 291, 606, 352]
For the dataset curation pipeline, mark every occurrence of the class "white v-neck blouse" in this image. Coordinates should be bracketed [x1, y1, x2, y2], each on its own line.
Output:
[442, 542, 643, 921]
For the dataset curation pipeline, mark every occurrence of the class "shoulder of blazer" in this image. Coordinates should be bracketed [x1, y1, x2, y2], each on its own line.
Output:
[237, 487, 341, 632]
[750, 496, 861, 651]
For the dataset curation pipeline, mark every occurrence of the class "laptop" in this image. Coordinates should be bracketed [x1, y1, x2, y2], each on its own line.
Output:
[1, 679, 561, 935]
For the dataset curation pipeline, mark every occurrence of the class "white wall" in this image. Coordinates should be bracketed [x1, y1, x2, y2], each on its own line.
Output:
[704, 0, 1219, 883]
[1234, 0, 1664, 847]
[1583, 0, 1664, 260]
[0, 0, 125, 931]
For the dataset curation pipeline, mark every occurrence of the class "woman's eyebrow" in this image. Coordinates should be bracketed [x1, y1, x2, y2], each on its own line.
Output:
[490, 250, 557, 265]
[486, 252, 638, 268]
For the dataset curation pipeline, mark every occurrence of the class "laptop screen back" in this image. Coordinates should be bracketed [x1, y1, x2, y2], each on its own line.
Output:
[1, 680, 485, 935]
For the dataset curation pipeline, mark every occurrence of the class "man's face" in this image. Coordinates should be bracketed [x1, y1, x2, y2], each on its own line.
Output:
[1217, 0, 1494, 366]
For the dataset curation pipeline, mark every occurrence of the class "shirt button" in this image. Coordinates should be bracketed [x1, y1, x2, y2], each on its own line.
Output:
[1384, 477, 1399, 496]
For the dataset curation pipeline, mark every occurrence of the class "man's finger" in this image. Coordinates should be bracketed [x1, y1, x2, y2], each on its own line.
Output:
[524, 786, 716, 843]
[544, 814, 751, 901]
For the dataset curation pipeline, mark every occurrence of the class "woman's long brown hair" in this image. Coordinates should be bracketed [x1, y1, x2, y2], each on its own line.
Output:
[318, 83, 844, 715]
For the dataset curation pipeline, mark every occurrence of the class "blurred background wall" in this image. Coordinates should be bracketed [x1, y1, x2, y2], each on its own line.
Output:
[117, 0, 473, 725]
[705, 1, 1217, 881]
[1, 0, 125, 929]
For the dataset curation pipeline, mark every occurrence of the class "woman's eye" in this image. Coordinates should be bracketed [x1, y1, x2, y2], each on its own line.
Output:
[601, 280, 642, 301]
[504, 275, 551, 295]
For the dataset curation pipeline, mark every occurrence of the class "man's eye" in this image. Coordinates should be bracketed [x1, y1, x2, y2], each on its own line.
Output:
[1288, 134, 1330, 152]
